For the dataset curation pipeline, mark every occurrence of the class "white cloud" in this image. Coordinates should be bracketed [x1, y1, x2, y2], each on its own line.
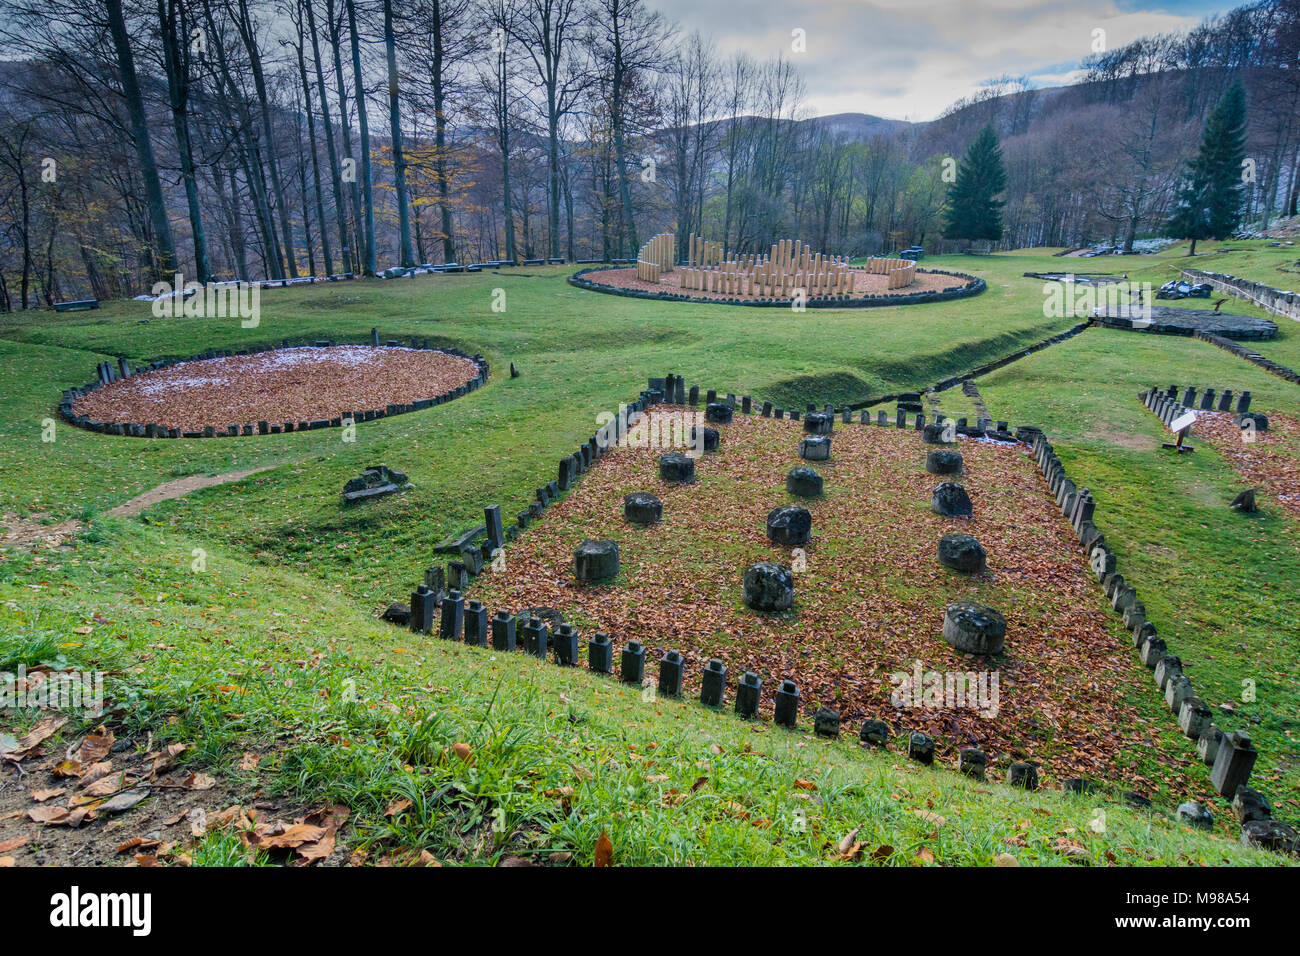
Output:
[654, 0, 1212, 120]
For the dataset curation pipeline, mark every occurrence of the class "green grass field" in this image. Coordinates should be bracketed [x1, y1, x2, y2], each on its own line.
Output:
[1, 241, 1297, 866]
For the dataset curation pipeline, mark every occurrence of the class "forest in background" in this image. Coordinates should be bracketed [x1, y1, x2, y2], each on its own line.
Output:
[0, 0, 1296, 307]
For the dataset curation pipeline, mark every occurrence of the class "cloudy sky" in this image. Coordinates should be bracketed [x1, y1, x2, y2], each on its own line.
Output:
[652, 0, 1231, 120]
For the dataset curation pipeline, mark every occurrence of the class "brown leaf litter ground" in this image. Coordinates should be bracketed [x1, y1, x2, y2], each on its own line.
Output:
[71, 346, 481, 432]
[1192, 410, 1300, 522]
[471, 406, 1189, 790]
[0, 719, 346, 867]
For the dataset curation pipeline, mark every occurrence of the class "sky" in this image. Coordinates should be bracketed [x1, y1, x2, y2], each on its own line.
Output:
[651, 0, 1234, 121]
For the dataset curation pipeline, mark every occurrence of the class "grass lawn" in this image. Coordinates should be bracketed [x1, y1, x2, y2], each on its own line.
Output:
[1, 246, 1297, 865]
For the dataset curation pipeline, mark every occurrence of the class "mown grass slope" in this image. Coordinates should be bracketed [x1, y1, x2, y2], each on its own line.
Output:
[1, 244, 1297, 864]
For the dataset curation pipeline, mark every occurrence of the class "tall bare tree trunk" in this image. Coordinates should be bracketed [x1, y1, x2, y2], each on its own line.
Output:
[159, 0, 209, 282]
[429, 0, 455, 263]
[305, 0, 353, 274]
[327, 0, 365, 268]
[384, 0, 415, 266]
[107, 0, 176, 279]
[237, 0, 296, 277]
[295, 8, 335, 274]
[346, 0, 377, 274]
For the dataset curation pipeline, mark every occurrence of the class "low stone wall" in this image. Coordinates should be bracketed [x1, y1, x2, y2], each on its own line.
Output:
[1030, 417, 1276, 844]
[1195, 330, 1300, 385]
[1183, 268, 1300, 322]
[568, 265, 986, 309]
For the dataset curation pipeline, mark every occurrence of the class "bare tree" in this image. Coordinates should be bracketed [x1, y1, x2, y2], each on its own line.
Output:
[107, 0, 177, 277]
[513, 0, 590, 259]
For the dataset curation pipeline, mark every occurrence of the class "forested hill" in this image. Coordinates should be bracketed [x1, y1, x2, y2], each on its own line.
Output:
[0, 0, 1295, 306]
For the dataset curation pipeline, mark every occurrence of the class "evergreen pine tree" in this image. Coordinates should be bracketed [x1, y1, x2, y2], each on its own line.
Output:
[943, 125, 1007, 244]
[1167, 82, 1247, 255]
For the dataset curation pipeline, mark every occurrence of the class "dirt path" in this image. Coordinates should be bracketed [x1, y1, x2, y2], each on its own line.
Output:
[106, 467, 273, 518]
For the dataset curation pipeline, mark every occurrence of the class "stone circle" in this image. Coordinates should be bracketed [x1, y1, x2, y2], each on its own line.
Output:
[931, 482, 973, 517]
[942, 601, 1006, 654]
[659, 452, 695, 483]
[799, 436, 831, 461]
[766, 505, 812, 546]
[786, 466, 823, 497]
[623, 492, 662, 525]
[743, 562, 794, 612]
[925, 449, 963, 475]
[691, 425, 720, 451]
[803, 412, 833, 435]
[573, 539, 620, 583]
[937, 532, 986, 573]
[922, 422, 952, 445]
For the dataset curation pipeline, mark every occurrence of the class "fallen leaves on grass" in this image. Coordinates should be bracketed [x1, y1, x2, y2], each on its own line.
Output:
[593, 831, 613, 867]
[74, 727, 114, 765]
[71, 347, 482, 432]
[468, 410, 1175, 788]
[834, 827, 864, 862]
[2, 716, 66, 760]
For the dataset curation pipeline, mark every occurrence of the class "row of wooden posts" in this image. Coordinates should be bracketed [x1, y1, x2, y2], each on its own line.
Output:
[636, 232, 918, 295]
[636, 233, 676, 282]
[861, 256, 918, 289]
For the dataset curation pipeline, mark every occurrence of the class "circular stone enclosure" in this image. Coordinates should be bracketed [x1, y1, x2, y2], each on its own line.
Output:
[570, 266, 985, 308]
[68, 345, 486, 436]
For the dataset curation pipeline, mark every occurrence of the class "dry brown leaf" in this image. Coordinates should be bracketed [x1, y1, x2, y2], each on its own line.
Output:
[83, 773, 126, 798]
[593, 830, 613, 867]
[238, 752, 261, 771]
[256, 823, 326, 849]
[66, 805, 97, 828]
[0, 835, 30, 853]
[182, 771, 217, 791]
[79, 761, 114, 785]
[31, 788, 66, 803]
[76, 728, 115, 764]
[28, 805, 70, 825]
[116, 837, 161, 855]
[98, 789, 149, 815]
[4, 716, 67, 759]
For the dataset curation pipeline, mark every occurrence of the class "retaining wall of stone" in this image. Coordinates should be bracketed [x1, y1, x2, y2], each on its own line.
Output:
[1182, 268, 1300, 322]
[1194, 330, 1300, 385]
